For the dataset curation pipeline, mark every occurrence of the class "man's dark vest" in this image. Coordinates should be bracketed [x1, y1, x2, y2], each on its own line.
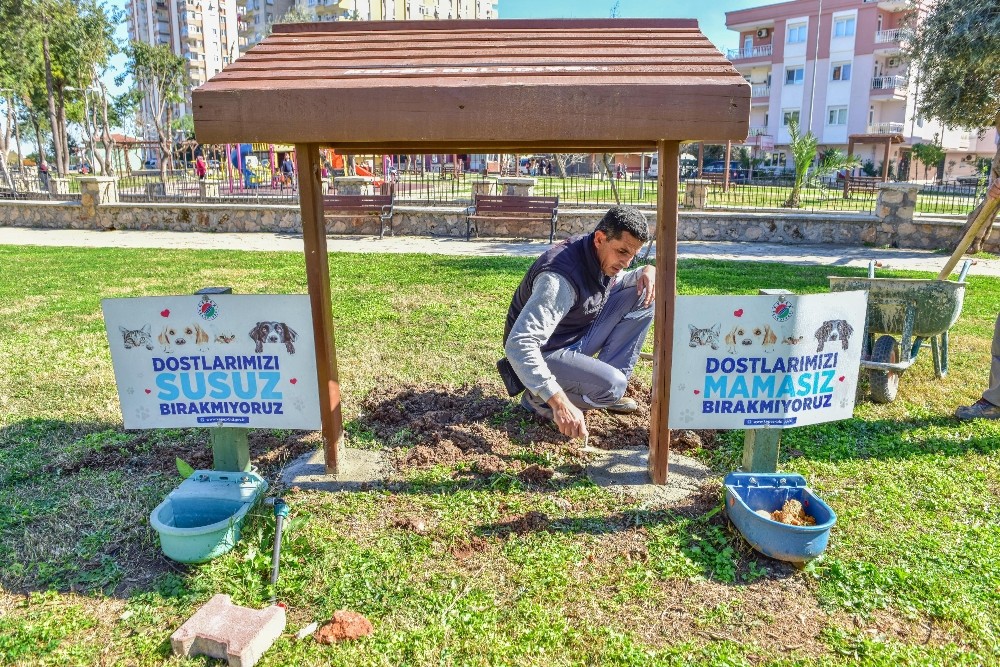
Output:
[504, 233, 611, 352]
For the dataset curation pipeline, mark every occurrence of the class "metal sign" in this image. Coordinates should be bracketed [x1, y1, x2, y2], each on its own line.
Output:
[668, 291, 867, 429]
[102, 295, 320, 430]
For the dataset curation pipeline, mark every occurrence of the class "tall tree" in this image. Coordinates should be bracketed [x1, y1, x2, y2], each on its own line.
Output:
[782, 120, 859, 208]
[905, 0, 1000, 253]
[118, 42, 187, 183]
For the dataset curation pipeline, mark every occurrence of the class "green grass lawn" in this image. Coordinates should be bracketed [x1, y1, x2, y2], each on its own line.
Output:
[1, 246, 999, 666]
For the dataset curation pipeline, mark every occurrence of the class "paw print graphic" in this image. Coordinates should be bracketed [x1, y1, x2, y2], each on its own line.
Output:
[676, 382, 687, 392]
[125, 386, 135, 396]
[292, 396, 306, 413]
[679, 408, 695, 424]
[135, 406, 150, 421]
[840, 397, 850, 409]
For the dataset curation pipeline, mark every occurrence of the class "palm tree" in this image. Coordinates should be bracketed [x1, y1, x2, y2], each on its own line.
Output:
[782, 120, 861, 208]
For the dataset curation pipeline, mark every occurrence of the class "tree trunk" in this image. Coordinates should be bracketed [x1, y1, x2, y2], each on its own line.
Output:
[42, 34, 65, 175]
[13, 100, 23, 171]
[96, 81, 114, 175]
[602, 153, 620, 205]
[553, 154, 568, 178]
[0, 95, 13, 189]
[957, 113, 1000, 255]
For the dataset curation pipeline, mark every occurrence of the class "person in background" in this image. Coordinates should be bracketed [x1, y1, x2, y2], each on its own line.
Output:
[195, 155, 207, 181]
[501, 205, 655, 439]
[38, 161, 50, 190]
[280, 154, 295, 191]
[955, 176, 1000, 420]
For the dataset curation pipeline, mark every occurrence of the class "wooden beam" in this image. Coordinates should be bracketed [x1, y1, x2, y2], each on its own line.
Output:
[723, 140, 732, 192]
[648, 139, 679, 485]
[295, 142, 344, 474]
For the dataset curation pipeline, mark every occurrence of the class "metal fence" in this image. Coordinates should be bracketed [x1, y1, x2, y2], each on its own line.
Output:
[1, 160, 991, 218]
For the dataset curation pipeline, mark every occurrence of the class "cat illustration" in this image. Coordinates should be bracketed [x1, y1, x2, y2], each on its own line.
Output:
[119, 324, 154, 351]
[214, 333, 237, 344]
[688, 323, 721, 350]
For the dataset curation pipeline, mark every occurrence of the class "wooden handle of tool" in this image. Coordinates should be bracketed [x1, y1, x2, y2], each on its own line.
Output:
[938, 197, 1000, 280]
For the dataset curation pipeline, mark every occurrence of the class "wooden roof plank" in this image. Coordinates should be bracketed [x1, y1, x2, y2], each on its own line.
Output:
[193, 18, 749, 145]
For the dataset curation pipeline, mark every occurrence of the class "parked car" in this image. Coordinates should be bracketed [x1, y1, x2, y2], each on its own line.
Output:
[207, 159, 221, 169]
[143, 158, 158, 169]
[702, 161, 749, 181]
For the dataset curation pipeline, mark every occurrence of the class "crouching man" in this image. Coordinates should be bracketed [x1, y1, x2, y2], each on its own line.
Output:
[501, 205, 655, 439]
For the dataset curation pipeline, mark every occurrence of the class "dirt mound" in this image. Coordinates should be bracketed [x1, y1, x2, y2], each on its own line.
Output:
[355, 377, 719, 484]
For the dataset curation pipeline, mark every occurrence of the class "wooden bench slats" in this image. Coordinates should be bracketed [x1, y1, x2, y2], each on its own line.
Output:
[466, 194, 559, 242]
[323, 193, 394, 238]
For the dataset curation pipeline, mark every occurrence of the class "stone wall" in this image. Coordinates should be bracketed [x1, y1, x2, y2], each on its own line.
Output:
[0, 182, 995, 253]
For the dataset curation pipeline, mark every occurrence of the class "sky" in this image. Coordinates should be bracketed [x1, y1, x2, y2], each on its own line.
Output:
[498, 0, 786, 53]
[104, 0, 786, 96]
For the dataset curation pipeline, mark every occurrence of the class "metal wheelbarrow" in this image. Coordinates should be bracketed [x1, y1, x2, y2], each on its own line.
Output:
[828, 259, 972, 403]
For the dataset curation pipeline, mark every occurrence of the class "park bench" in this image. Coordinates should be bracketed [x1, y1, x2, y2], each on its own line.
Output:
[465, 194, 560, 242]
[322, 192, 395, 239]
[843, 175, 882, 198]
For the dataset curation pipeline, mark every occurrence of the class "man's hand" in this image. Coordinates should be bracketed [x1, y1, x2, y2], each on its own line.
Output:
[636, 264, 656, 308]
[548, 391, 588, 438]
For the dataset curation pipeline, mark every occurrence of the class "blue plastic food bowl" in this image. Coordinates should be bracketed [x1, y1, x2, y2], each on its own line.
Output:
[150, 470, 267, 563]
[724, 472, 836, 563]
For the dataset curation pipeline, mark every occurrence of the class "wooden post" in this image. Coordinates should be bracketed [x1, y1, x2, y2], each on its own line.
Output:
[648, 139, 679, 485]
[843, 138, 856, 198]
[881, 139, 891, 181]
[723, 140, 732, 192]
[295, 143, 344, 474]
[196, 286, 250, 472]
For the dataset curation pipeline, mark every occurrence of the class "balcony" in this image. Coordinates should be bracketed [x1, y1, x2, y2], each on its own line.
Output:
[867, 122, 905, 135]
[750, 84, 770, 99]
[726, 44, 773, 61]
[870, 75, 908, 100]
[864, 0, 911, 10]
[875, 28, 903, 44]
[748, 127, 769, 136]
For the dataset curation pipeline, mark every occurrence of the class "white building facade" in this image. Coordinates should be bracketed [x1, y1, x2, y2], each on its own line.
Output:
[726, 0, 997, 181]
[127, 0, 241, 139]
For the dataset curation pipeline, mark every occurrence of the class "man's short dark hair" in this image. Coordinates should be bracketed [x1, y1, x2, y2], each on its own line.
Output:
[594, 205, 649, 242]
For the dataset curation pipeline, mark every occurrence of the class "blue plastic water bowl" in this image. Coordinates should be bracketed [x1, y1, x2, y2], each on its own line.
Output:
[150, 470, 268, 564]
[724, 472, 836, 564]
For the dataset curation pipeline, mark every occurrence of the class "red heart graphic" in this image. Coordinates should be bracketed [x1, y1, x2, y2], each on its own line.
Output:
[290, 378, 297, 384]
[839, 376, 845, 382]
[144, 389, 151, 394]
[734, 309, 744, 317]
[160, 309, 170, 317]
[693, 389, 700, 395]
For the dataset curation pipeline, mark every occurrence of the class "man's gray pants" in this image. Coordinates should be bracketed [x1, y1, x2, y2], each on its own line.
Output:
[540, 280, 654, 411]
[983, 313, 1000, 407]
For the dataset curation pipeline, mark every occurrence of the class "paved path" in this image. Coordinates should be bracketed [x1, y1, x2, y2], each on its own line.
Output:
[3, 226, 999, 277]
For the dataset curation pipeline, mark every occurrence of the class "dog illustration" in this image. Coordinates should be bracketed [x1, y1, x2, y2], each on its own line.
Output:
[249, 321, 298, 354]
[782, 335, 805, 345]
[158, 323, 210, 353]
[214, 333, 237, 344]
[814, 319, 854, 352]
[725, 324, 778, 353]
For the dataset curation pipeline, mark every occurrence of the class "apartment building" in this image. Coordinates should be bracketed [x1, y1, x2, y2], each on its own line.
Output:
[127, 0, 240, 138]
[238, 1, 499, 50]
[725, 0, 996, 181]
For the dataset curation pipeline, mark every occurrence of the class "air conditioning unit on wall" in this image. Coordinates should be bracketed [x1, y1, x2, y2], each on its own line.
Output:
[887, 57, 900, 67]
[757, 28, 769, 38]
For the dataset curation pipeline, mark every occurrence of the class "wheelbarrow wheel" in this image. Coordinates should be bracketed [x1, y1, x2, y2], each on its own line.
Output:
[870, 335, 900, 404]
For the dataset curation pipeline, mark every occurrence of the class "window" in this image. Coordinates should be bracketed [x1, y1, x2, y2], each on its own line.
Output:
[785, 67, 804, 85]
[831, 62, 852, 81]
[782, 109, 800, 126]
[833, 17, 855, 38]
[786, 22, 806, 43]
[827, 106, 848, 125]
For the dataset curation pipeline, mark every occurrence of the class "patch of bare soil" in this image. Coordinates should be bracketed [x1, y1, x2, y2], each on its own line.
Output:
[355, 377, 720, 484]
[41, 430, 318, 480]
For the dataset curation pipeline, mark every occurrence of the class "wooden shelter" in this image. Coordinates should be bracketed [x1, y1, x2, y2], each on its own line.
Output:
[193, 18, 750, 483]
